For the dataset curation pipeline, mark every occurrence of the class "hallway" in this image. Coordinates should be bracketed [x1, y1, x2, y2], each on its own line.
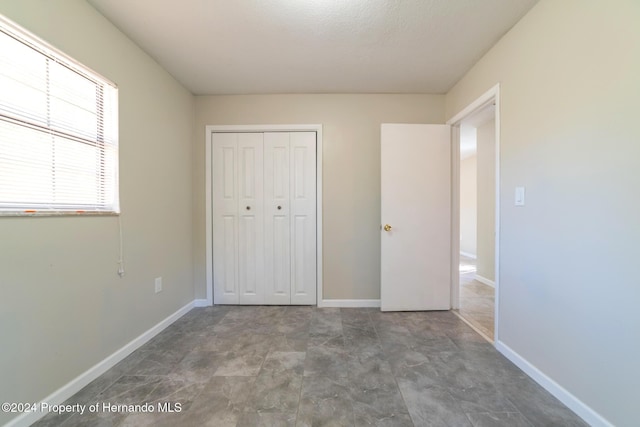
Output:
[457, 255, 495, 341]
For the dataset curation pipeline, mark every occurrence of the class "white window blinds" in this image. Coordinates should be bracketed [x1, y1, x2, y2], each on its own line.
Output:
[0, 16, 119, 215]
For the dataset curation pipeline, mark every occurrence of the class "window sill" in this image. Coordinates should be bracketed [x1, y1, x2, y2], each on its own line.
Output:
[0, 211, 120, 217]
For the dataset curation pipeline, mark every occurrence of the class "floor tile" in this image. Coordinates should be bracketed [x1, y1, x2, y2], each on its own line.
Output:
[396, 381, 474, 427]
[261, 351, 306, 375]
[176, 376, 255, 427]
[309, 308, 343, 337]
[304, 344, 350, 378]
[119, 412, 186, 427]
[168, 350, 218, 384]
[447, 385, 518, 414]
[95, 375, 162, 405]
[60, 410, 126, 427]
[466, 411, 533, 427]
[238, 411, 297, 427]
[28, 306, 589, 427]
[350, 372, 412, 424]
[144, 375, 205, 411]
[503, 377, 590, 427]
[268, 333, 309, 352]
[127, 348, 185, 376]
[31, 411, 74, 427]
[352, 409, 414, 427]
[343, 324, 379, 348]
[246, 371, 303, 413]
[346, 343, 394, 378]
[212, 351, 265, 376]
[297, 376, 354, 427]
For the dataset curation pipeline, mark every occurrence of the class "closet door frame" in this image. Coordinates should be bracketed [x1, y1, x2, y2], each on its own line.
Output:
[205, 124, 323, 307]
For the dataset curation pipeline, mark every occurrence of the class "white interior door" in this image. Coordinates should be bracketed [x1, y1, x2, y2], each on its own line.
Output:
[213, 131, 316, 306]
[290, 132, 317, 305]
[212, 132, 240, 304]
[381, 124, 451, 311]
[237, 133, 264, 304]
[264, 132, 291, 304]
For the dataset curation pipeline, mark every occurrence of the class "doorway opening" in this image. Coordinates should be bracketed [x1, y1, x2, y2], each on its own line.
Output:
[448, 85, 500, 344]
[457, 104, 496, 340]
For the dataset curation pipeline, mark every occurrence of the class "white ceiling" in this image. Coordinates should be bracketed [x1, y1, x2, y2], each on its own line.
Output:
[87, 0, 537, 95]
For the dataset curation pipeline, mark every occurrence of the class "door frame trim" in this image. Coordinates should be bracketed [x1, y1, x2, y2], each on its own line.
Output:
[205, 124, 323, 306]
[446, 83, 501, 343]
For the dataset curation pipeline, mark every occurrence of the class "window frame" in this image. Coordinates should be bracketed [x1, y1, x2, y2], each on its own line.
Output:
[0, 15, 119, 217]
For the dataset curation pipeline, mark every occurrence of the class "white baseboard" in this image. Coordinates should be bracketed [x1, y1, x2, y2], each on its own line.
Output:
[496, 341, 613, 427]
[460, 251, 477, 259]
[319, 299, 381, 308]
[6, 301, 195, 427]
[193, 298, 210, 307]
[474, 274, 495, 288]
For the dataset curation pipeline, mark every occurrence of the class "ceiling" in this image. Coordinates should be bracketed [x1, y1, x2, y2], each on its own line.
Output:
[87, 0, 537, 95]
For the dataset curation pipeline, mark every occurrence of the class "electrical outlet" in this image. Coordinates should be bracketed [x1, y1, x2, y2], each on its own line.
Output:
[154, 277, 162, 293]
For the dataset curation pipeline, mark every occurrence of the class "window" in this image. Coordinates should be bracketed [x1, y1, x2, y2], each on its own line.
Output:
[0, 16, 118, 215]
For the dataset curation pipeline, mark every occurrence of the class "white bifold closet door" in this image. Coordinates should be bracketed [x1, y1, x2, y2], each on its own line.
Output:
[212, 131, 316, 305]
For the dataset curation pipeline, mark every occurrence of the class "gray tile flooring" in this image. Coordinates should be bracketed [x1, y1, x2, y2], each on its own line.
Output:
[32, 306, 587, 426]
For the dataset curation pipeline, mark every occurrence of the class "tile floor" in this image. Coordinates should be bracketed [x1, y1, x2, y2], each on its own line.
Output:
[457, 256, 495, 340]
[33, 306, 587, 427]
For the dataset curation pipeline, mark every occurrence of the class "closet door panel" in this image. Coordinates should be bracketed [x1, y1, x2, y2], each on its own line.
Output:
[264, 133, 291, 304]
[213, 130, 316, 306]
[290, 132, 317, 305]
[237, 133, 265, 304]
[212, 133, 239, 304]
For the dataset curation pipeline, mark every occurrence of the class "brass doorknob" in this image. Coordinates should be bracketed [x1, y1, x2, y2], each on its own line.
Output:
[383, 224, 392, 232]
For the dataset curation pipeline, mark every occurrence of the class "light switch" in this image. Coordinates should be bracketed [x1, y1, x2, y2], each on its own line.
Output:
[515, 186, 525, 206]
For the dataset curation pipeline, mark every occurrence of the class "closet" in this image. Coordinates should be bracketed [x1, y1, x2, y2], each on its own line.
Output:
[212, 131, 317, 305]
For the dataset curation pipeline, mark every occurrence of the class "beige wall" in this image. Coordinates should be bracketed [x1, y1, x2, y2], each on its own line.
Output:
[0, 1, 194, 423]
[446, 0, 640, 425]
[476, 119, 495, 281]
[194, 94, 445, 300]
[459, 155, 477, 256]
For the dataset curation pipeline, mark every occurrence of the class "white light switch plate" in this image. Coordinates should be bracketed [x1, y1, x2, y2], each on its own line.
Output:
[515, 186, 525, 206]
